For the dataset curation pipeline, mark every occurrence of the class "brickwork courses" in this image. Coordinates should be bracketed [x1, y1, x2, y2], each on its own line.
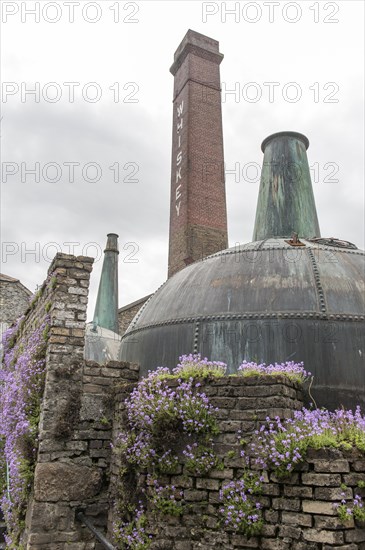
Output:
[168, 30, 228, 277]
[118, 295, 151, 336]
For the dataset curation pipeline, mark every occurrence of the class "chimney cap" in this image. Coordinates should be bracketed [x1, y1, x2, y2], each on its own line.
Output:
[105, 233, 119, 254]
[261, 131, 309, 153]
[170, 29, 223, 75]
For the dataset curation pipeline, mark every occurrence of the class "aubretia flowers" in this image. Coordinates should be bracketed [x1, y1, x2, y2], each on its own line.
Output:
[173, 353, 227, 378]
[219, 473, 264, 535]
[113, 502, 152, 549]
[119, 364, 220, 477]
[0, 315, 50, 546]
[248, 406, 365, 477]
[238, 360, 310, 382]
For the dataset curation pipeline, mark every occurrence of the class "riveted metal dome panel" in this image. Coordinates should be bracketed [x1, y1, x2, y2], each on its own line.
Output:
[120, 239, 365, 410]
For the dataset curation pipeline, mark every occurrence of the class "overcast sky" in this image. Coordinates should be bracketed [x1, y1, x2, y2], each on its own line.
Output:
[1, 0, 364, 320]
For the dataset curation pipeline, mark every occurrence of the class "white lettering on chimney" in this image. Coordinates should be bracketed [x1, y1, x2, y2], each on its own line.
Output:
[175, 100, 184, 217]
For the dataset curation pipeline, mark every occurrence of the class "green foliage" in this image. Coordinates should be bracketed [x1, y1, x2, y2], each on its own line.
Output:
[149, 477, 184, 517]
[226, 450, 236, 459]
[50, 276, 57, 289]
[113, 503, 151, 550]
[42, 324, 50, 342]
[220, 471, 264, 536]
[184, 445, 221, 476]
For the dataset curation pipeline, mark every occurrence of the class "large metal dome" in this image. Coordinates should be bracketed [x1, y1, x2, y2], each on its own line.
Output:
[120, 238, 365, 410]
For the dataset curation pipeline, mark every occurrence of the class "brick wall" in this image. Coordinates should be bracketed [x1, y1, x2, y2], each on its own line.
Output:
[168, 30, 228, 277]
[118, 295, 151, 336]
[108, 376, 365, 549]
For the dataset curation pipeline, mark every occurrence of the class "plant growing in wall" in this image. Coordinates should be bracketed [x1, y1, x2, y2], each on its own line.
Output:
[0, 312, 50, 547]
[114, 355, 223, 547]
[247, 406, 365, 478]
[114, 356, 365, 547]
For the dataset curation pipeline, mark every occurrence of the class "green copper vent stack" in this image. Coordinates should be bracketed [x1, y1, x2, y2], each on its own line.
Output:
[253, 131, 321, 241]
[93, 233, 119, 334]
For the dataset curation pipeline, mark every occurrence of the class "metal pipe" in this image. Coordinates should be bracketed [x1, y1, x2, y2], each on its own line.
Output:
[75, 511, 116, 550]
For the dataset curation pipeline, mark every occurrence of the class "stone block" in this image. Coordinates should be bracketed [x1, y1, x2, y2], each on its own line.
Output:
[196, 478, 220, 491]
[230, 534, 259, 547]
[283, 485, 313, 498]
[34, 463, 102, 501]
[183, 489, 208, 502]
[260, 539, 290, 549]
[314, 486, 353, 501]
[303, 529, 344, 544]
[313, 459, 350, 473]
[345, 529, 365, 543]
[314, 515, 354, 530]
[272, 498, 300, 511]
[343, 473, 365, 486]
[281, 511, 312, 527]
[302, 500, 337, 515]
[278, 525, 301, 539]
[301, 472, 341, 486]
[352, 460, 365, 472]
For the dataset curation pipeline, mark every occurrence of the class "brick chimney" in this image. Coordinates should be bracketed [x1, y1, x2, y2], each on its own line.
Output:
[167, 30, 228, 278]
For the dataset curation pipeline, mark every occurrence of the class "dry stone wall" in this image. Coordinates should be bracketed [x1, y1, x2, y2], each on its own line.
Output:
[109, 376, 365, 550]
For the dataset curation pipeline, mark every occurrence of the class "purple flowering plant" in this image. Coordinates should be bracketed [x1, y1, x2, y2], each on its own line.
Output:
[120, 366, 220, 471]
[113, 502, 152, 550]
[117, 359, 222, 539]
[0, 314, 50, 546]
[219, 472, 264, 535]
[247, 407, 365, 478]
[334, 492, 365, 523]
[172, 353, 227, 379]
[238, 360, 310, 383]
[147, 475, 184, 517]
[183, 443, 222, 475]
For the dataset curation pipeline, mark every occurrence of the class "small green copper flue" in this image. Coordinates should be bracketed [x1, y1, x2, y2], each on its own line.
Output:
[253, 131, 321, 241]
[93, 233, 119, 334]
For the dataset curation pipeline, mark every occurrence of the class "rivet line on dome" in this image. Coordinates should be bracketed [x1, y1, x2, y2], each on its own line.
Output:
[193, 321, 200, 353]
[307, 248, 327, 314]
[120, 311, 364, 339]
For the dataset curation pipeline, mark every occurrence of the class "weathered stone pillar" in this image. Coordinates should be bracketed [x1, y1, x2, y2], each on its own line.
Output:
[22, 254, 96, 549]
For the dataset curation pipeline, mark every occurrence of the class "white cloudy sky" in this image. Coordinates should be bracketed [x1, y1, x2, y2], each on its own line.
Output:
[1, 0, 364, 320]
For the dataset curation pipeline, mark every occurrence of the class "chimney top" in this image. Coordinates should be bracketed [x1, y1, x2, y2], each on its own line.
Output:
[261, 131, 309, 153]
[105, 233, 119, 254]
[170, 29, 223, 75]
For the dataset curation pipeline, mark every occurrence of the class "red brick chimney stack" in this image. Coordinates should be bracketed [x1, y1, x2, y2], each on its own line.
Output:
[167, 30, 228, 278]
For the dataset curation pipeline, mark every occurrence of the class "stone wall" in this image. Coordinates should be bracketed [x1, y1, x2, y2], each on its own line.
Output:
[0, 273, 32, 341]
[17, 252, 139, 549]
[118, 294, 151, 336]
[108, 376, 365, 550]
[24, 359, 138, 549]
